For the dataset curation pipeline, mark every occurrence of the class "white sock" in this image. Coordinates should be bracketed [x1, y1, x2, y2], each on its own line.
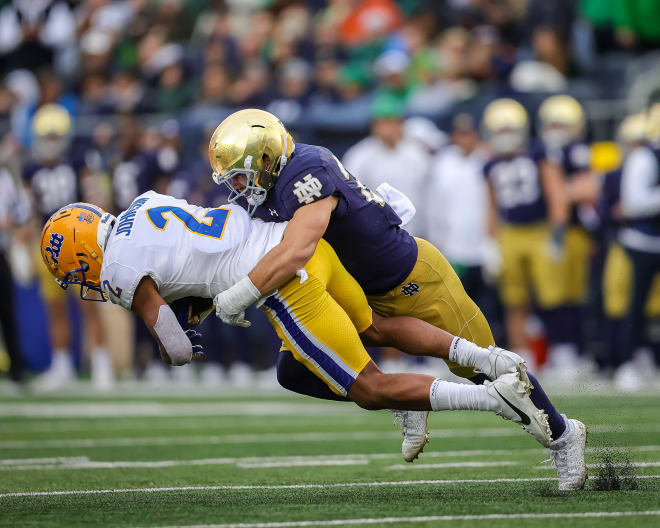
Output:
[429, 378, 499, 412]
[448, 337, 488, 370]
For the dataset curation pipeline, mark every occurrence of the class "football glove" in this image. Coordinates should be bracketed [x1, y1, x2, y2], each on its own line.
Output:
[184, 329, 205, 360]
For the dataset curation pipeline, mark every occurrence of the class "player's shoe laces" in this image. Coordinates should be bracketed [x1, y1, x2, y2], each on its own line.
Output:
[479, 346, 531, 388]
[392, 410, 429, 462]
[485, 372, 552, 447]
[547, 417, 588, 490]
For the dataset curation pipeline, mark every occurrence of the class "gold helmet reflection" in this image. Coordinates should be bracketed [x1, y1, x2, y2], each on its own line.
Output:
[538, 95, 585, 148]
[646, 103, 660, 143]
[482, 98, 529, 155]
[32, 103, 72, 162]
[617, 112, 647, 150]
[208, 109, 295, 216]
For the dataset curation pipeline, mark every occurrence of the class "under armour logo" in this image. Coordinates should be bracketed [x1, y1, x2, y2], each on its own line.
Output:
[292, 174, 323, 204]
[44, 233, 65, 267]
[401, 282, 420, 297]
[269, 208, 279, 217]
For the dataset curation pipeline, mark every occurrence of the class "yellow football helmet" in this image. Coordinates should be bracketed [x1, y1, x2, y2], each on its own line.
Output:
[40, 203, 116, 301]
[538, 95, 585, 149]
[482, 98, 529, 155]
[32, 103, 72, 163]
[208, 109, 295, 216]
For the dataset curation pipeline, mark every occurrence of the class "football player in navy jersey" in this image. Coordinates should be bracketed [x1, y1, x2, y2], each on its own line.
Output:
[22, 104, 112, 391]
[616, 104, 660, 388]
[482, 98, 569, 367]
[205, 109, 587, 490]
[537, 95, 597, 377]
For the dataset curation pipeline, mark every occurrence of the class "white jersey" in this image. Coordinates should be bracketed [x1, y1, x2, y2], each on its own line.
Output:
[100, 191, 287, 309]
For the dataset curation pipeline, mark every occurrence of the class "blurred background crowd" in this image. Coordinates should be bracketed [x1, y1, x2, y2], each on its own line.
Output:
[1, 0, 660, 394]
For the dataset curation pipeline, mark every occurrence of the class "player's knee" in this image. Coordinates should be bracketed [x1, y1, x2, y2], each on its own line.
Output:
[348, 370, 389, 410]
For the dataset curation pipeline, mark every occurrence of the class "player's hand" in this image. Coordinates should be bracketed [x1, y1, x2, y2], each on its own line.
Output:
[481, 237, 502, 283]
[547, 225, 566, 262]
[185, 329, 205, 360]
[215, 306, 251, 328]
[170, 297, 214, 326]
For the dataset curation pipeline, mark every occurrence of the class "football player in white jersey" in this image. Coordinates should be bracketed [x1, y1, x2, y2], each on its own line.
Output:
[39, 192, 559, 469]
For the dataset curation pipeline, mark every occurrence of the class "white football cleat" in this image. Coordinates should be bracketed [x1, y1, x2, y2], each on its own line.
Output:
[479, 346, 531, 388]
[549, 417, 588, 490]
[393, 410, 429, 462]
[485, 372, 552, 447]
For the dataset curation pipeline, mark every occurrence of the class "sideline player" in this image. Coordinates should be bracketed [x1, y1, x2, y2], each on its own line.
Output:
[41, 195, 548, 464]
[207, 109, 587, 490]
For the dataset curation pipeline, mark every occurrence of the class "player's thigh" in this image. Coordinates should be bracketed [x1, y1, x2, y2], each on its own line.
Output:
[368, 238, 493, 379]
[317, 239, 373, 334]
[497, 225, 531, 309]
[645, 273, 660, 317]
[528, 226, 564, 309]
[262, 273, 371, 397]
[603, 243, 632, 319]
[563, 227, 592, 304]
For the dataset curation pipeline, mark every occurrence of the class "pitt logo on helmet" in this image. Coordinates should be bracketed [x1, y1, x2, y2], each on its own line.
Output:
[44, 233, 64, 268]
[40, 202, 116, 301]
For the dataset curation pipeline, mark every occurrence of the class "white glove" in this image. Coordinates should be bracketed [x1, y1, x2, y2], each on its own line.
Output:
[481, 237, 502, 283]
[214, 276, 262, 327]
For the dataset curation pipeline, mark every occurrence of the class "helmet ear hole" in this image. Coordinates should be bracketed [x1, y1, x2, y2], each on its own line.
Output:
[79, 260, 90, 272]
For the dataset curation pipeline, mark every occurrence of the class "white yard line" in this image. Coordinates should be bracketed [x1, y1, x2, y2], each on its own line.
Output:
[535, 461, 660, 470]
[3, 476, 660, 499]
[0, 402, 353, 418]
[143, 511, 660, 528]
[236, 460, 368, 469]
[386, 461, 518, 470]
[3, 445, 660, 471]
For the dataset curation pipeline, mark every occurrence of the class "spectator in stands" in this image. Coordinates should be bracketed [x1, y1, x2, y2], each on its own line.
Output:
[343, 94, 430, 237]
[425, 114, 490, 304]
[0, 134, 29, 387]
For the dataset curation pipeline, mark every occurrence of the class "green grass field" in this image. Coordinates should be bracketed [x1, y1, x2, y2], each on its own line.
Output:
[1, 387, 660, 528]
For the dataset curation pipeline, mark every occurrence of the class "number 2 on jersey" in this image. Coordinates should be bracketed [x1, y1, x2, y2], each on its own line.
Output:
[146, 206, 230, 239]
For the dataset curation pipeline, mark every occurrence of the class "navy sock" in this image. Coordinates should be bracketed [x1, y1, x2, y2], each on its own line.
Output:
[470, 372, 566, 441]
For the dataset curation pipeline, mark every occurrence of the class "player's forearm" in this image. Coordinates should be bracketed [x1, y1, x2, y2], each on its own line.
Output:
[248, 239, 315, 295]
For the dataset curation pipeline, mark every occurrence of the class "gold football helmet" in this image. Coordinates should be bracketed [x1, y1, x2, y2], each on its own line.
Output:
[32, 103, 72, 162]
[538, 95, 585, 149]
[646, 103, 660, 143]
[40, 203, 116, 301]
[208, 109, 295, 216]
[617, 112, 647, 150]
[482, 98, 529, 155]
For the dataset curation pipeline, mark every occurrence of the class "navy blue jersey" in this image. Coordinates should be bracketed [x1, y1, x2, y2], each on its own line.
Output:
[547, 142, 591, 178]
[483, 143, 548, 224]
[600, 169, 622, 228]
[22, 158, 82, 221]
[254, 143, 418, 295]
[547, 141, 591, 226]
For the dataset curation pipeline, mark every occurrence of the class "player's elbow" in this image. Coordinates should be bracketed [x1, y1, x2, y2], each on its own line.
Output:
[287, 243, 316, 270]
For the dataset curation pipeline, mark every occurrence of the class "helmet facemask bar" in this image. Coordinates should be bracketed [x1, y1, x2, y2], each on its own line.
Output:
[58, 263, 108, 302]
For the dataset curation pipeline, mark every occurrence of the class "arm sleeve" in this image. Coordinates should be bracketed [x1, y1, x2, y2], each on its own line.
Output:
[153, 304, 192, 366]
[621, 148, 660, 218]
